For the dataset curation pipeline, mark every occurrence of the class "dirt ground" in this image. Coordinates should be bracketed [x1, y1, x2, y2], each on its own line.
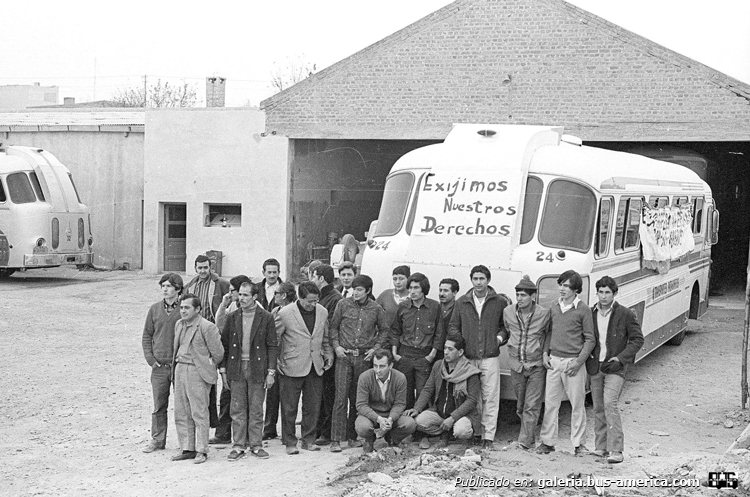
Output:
[1, 267, 749, 496]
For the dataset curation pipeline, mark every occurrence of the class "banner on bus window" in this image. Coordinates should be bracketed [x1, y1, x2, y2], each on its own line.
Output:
[413, 171, 523, 237]
[639, 205, 694, 274]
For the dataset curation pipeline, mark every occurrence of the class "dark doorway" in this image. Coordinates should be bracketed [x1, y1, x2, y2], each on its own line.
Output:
[164, 203, 186, 272]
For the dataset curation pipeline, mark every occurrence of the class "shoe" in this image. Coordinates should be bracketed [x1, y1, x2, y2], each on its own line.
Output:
[515, 442, 530, 450]
[362, 440, 374, 454]
[300, 440, 320, 451]
[329, 442, 342, 453]
[436, 433, 451, 449]
[574, 445, 590, 456]
[209, 437, 231, 445]
[315, 436, 330, 446]
[285, 445, 299, 455]
[472, 435, 482, 446]
[142, 441, 165, 453]
[481, 440, 493, 451]
[347, 439, 363, 448]
[251, 448, 270, 459]
[607, 451, 624, 463]
[419, 438, 431, 450]
[227, 449, 245, 461]
[194, 452, 207, 464]
[171, 450, 197, 461]
[536, 443, 555, 454]
[262, 433, 278, 441]
[591, 449, 608, 458]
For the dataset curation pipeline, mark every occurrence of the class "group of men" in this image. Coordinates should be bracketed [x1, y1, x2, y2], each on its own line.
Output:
[142, 255, 643, 465]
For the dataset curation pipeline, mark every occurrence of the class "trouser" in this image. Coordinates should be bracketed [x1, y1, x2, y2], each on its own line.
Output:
[540, 356, 587, 448]
[355, 415, 417, 444]
[590, 370, 626, 453]
[229, 362, 266, 450]
[395, 353, 432, 409]
[149, 364, 172, 446]
[415, 410, 473, 439]
[174, 363, 211, 454]
[209, 382, 232, 440]
[280, 370, 324, 447]
[510, 365, 545, 447]
[262, 379, 281, 437]
[316, 361, 336, 439]
[469, 356, 501, 441]
[331, 354, 370, 442]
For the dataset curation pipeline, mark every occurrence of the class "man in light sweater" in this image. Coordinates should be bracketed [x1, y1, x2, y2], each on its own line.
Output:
[537, 270, 595, 455]
[141, 273, 184, 453]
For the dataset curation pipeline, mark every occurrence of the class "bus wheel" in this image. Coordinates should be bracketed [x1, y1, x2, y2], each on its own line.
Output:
[667, 329, 686, 346]
[0, 268, 16, 279]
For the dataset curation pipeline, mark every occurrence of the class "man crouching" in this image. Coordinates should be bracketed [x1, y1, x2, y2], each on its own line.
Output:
[404, 332, 481, 449]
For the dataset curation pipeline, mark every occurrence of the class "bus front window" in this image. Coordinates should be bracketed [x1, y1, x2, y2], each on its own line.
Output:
[7, 172, 37, 204]
[374, 172, 415, 237]
[538, 180, 596, 252]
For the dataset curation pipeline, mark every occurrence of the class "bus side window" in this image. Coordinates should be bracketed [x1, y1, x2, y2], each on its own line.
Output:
[649, 196, 668, 208]
[595, 197, 612, 258]
[692, 197, 704, 234]
[613, 198, 627, 251]
[520, 176, 543, 244]
[0, 177, 6, 202]
[672, 196, 688, 207]
[614, 197, 642, 253]
[29, 172, 46, 202]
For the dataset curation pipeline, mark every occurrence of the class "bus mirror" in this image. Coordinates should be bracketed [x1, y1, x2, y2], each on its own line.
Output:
[711, 210, 720, 245]
[366, 220, 378, 246]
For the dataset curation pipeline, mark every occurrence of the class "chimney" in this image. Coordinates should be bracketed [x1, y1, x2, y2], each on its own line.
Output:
[64, 97, 75, 106]
[206, 77, 226, 107]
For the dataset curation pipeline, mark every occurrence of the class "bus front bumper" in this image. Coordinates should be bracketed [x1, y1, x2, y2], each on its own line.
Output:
[24, 252, 93, 267]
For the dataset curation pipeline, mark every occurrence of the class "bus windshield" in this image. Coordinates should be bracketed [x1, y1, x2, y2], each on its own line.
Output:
[374, 172, 414, 237]
[7, 172, 37, 204]
[538, 179, 596, 252]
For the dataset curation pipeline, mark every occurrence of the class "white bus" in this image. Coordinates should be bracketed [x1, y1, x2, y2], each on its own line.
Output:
[358, 124, 718, 398]
[0, 146, 93, 278]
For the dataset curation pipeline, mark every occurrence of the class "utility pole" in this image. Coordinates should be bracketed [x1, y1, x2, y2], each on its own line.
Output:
[742, 238, 750, 408]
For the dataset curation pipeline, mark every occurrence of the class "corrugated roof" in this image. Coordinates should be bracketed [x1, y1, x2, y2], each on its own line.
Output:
[0, 110, 145, 127]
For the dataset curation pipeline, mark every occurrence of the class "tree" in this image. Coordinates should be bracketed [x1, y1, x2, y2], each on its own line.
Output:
[112, 79, 198, 108]
[270, 55, 317, 92]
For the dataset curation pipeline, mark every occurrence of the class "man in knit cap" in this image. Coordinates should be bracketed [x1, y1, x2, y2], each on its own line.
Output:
[503, 275, 550, 450]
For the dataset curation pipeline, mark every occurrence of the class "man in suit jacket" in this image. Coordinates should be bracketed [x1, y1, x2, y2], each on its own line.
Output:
[355, 349, 416, 453]
[276, 282, 334, 454]
[590, 276, 644, 464]
[171, 294, 224, 465]
[219, 282, 278, 461]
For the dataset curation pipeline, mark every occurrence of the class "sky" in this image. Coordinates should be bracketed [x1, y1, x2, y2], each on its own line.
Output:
[1, 0, 748, 107]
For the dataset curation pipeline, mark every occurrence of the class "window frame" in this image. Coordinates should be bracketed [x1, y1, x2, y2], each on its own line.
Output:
[613, 196, 644, 255]
[203, 203, 242, 228]
[692, 197, 705, 235]
[538, 178, 597, 253]
[595, 196, 614, 259]
[373, 171, 416, 238]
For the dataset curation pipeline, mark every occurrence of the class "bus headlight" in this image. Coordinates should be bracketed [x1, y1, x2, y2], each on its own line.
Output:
[36, 238, 46, 247]
[33, 237, 48, 254]
[88, 236, 94, 246]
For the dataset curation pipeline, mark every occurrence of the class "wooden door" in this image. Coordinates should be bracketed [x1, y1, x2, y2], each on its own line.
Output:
[164, 204, 186, 272]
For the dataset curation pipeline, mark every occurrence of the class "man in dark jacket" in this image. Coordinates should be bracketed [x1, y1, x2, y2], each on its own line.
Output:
[257, 257, 283, 440]
[404, 332, 481, 449]
[448, 265, 510, 450]
[590, 276, 644, 464]
[219, 282, 278, 461]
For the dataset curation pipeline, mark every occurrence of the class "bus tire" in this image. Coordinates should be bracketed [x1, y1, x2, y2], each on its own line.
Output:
[340, 234, 359, 262]
[0, 268, 16, 279]
[667, 329, 686, 346]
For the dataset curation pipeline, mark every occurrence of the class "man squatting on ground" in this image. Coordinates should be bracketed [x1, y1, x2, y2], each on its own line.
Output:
[538, 270, 595, 455]
[185, 254, 232, 444]
[502, 275, 550, 450]
[390, 272, 445, 409]
[355, 349, 417, 452]
[219, 281, 278, 461]
[448, 265, 510, 450]
[310, 264, 343, 446]
[590, 276, 644, 464]
[142, 273, 184, 453]
[329, 274, 389, 452]
[171, 294, 224, 464]
[404, 332, 481, 449]
[276, 281, 334, 454]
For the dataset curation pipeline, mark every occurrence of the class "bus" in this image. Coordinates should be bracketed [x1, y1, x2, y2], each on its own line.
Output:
[0, 146, 93, 278]
[356, 124, 718, 398]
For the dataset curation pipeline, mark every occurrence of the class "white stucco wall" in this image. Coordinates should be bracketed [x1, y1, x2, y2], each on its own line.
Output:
[143, 108, 288, 278]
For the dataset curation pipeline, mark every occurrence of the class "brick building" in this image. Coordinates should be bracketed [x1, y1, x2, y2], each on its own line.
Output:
[261, 0, 750, 288]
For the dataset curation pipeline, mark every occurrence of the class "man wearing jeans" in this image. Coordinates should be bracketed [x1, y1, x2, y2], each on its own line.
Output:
[538, 270, 595, 455]
[590, 276, 643, 464]
[141, 273, 184, 453]
[448, 265, 510, 451]
[219, 282, 278, 461]
[503, 275, 550, 450]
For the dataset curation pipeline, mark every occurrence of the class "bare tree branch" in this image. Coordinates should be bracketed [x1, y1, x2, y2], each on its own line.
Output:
[270, 55, 317, 92]
[112, 79, 197, 107]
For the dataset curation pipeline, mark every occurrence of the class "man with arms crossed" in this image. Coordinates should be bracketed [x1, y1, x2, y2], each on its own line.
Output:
[537, 270, 595, 455]
[171, 294, 224, 464]
[503, 275, 550, 450]
[590, 276, 643, 464]
[142, 273, 184, 453]
[404, 332, 481, 449]
[448, 265, 510, 450]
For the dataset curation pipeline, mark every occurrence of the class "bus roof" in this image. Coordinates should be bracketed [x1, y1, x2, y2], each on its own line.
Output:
[0, 149, 35, 174]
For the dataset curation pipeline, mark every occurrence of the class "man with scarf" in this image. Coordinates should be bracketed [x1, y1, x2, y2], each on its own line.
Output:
[404, 332, 481, 449]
